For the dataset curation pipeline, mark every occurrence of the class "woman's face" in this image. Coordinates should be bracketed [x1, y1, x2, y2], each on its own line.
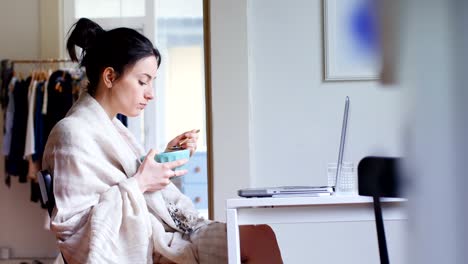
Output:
[110, 56, 158, 117]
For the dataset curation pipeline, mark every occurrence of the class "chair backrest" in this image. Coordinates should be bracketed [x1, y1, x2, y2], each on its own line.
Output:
[37, 170, 55, 217]
[358, 156, 401, 198]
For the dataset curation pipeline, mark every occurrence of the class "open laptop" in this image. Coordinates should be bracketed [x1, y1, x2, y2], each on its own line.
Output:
[238, 96, 350, 198]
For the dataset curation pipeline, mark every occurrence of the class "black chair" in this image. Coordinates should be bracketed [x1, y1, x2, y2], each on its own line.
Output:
[37, 170, 55, 217]
[358, 156, 401, 264]
[37, 170, 68, 264]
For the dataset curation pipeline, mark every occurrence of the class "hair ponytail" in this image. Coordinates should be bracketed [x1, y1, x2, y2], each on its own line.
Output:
[66, 18, 105, 62]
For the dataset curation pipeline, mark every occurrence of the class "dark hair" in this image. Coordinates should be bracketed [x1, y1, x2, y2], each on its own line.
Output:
[66, 18, 161, 96]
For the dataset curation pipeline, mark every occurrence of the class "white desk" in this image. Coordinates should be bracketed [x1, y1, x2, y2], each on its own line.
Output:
[226, 195, 406, 264]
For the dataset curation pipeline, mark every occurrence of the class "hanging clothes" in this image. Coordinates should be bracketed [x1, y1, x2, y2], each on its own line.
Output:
[0, 60, 13, 109]
[44, 70, 74, 140]
[34, 81, 46, 161]
[1, 60, 14, 186]
[6, 77, 30, 182]
[24, 79, 37, 158]
[1, 59, 83, 209]
[26, 70, 75, 205]
[30, 81, 47, 207]
[2, 77, 17, 156]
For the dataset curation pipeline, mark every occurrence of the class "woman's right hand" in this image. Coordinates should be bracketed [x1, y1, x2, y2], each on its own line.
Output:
[134, 149, 188, 193]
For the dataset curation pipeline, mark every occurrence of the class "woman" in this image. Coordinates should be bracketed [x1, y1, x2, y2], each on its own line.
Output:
[43, 18, 283, 263]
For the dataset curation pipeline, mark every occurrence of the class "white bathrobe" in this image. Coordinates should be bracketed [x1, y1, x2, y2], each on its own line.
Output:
[42, 93, 215, 264]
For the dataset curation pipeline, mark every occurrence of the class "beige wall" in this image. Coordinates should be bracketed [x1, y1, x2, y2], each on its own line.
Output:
[0, 0, 41, 59]
[39, 0, 64, 59]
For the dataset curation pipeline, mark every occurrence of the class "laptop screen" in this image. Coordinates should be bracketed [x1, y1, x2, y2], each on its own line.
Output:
[333, 96, 350, 189]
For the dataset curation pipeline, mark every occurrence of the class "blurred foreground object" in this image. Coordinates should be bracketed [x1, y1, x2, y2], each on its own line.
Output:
[400, 0, 468, 263]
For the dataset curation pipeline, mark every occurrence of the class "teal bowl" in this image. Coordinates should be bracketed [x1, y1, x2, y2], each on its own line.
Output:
[141, 149, 190, 171]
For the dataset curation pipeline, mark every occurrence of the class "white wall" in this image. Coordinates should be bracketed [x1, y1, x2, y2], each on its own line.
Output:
[0, 0, 58, 258]
[210, 0, 406, 263]
[247, 0, 402, 187]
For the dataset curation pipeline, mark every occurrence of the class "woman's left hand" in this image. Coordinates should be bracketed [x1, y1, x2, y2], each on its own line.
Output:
[165, 129, 200, 156]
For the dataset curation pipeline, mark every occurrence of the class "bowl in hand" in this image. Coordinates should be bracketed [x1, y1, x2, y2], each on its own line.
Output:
[141, 149, 190, 171]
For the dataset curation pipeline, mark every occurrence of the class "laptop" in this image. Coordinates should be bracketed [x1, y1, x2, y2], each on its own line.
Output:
[238, 96, 350, 198]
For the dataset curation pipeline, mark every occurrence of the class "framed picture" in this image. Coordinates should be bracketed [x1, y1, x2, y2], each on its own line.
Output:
[323, 0, 381, 81]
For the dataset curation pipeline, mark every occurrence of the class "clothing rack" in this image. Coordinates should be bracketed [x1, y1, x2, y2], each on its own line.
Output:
[9, 59, 75, 75]
[8, 58, 80, 83]
[11, 59, 73, 64]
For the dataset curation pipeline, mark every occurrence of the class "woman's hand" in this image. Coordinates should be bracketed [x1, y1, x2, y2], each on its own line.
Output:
[165, 129, 200, 156]
[134, 149, 188, 193]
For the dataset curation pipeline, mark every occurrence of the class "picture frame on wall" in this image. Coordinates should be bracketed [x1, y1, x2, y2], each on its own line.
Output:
[323, 0, 381, 81]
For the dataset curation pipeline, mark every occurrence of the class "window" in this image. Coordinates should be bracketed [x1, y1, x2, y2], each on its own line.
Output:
[74, 0, 145, 18]
[64, 0, 209, 218]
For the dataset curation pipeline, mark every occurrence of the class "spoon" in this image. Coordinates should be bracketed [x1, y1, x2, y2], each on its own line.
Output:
[169, 129, 200, 150]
